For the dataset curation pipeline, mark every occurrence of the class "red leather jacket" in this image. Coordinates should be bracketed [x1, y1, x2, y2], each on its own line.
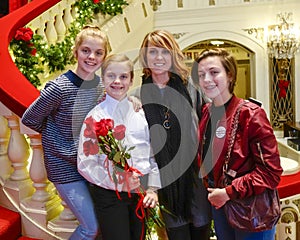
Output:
[198, 95, 283, 200]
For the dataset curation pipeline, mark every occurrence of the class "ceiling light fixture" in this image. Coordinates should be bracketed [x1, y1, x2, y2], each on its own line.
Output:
[267, 12, 300, 59]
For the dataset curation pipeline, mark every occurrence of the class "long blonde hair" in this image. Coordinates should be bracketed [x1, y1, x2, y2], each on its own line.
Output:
[139, 29, 189, 84]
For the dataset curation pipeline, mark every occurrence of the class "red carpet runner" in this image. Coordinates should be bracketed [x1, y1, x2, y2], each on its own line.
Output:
[0, 205, 40, 240]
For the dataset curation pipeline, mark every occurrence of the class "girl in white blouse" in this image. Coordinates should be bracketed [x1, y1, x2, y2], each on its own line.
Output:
[77, 54, 161, 240]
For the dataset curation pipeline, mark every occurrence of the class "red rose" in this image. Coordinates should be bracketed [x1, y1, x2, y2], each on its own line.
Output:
[15, 27, 33, 42]
[113, 125, 126, 140]
[105, 119, 114, 130]
[93, 0, 100, 3]
[30, 48, 37, 56]
[95, 119, 110, 137]
[84, 116, 97, 138]
[83, 140, 99, 156]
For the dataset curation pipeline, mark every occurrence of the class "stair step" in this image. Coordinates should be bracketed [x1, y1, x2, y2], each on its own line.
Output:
[0, 205, 21, 240]
[0, 205, 42, 240]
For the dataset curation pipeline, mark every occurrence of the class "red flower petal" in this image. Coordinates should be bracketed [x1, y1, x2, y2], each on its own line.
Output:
[15, 27, 33, 42]
[95, 120, 108, 137]
[30, 48, 37, 56]
[84, 116, 97, 138]
[105, 119, 114, 130]
[113, 125, 126, 140]
[83, 140, 99, 156]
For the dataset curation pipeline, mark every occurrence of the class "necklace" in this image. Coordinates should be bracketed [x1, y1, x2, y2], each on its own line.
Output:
[163, 108, 171, 129]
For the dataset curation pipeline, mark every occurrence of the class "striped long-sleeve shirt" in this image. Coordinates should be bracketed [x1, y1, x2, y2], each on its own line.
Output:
[22, 70, 104, 183]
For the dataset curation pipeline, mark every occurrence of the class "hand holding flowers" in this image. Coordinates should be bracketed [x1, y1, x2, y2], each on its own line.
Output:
[143, 188, 158, 208]
[121, 171, 141, 192]
[82, 116, 169, 238]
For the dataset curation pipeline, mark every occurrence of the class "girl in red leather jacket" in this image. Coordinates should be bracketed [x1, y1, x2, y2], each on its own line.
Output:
[191, 48, 283, 240]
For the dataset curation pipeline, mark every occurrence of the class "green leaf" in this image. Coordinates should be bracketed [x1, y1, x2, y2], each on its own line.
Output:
[113, 151, 121, 163]
[127, 146, 135, 151]
[120, 157, 126, 167]
[112, 172, 118, 184]
[124, 153, 131, 159]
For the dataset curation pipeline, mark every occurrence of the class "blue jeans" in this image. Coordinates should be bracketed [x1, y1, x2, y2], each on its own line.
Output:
[55, 180, 99, 240]
[212, 206, 276, 240]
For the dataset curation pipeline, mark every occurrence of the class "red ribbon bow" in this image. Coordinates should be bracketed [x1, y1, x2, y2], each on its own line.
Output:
[278, 80, 290, 99]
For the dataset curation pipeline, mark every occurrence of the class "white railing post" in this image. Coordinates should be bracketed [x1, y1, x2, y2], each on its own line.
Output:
[62, 0, 74, 28]
[53, 5, 67, 42]
[0, 103, 33, 207]
[0, 110, 14, 209]
[45, 10, 58, 44]
[26, 131, 51, 202]
[6, 114, 30, 182]
[20, 124, 64, 240]
[0, 115, 13, 183]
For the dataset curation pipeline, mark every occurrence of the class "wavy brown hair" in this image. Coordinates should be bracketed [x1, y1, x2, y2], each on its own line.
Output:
[139, 29, 189, 84]
[191, 48, 237, 93]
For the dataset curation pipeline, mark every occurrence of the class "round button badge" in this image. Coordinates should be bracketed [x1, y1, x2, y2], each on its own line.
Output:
[216, 126, 226, 138]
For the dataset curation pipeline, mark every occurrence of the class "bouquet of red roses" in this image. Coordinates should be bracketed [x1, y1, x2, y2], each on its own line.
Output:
[83, 116, 169, 238]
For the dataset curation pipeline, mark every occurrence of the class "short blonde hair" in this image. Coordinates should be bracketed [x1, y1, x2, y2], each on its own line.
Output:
[101, 54, 134, 80]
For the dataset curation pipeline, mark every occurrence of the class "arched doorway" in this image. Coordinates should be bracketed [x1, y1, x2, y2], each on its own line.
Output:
[177, 31, 270, 116]
[182, 39, 253, 100]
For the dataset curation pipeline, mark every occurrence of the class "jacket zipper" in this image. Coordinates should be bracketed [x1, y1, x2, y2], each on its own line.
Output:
[256, 142, 266, 166]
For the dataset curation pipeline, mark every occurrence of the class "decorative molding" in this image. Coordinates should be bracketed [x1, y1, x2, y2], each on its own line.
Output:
[172, 32, 187, 40]
[150, 0, 161, 11]
[177, 0, 183, 8]
[243, 27, 264, 42]
[209, 0, 215, 6]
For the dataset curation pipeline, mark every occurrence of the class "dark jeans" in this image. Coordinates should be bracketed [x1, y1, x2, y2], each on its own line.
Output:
[89, 184, 144, 240]
[166, 223, 211, 240]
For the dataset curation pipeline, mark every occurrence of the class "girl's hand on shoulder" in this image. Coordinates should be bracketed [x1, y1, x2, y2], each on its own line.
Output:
[143, 188, 158, 208]
[128, 96, 142, 112]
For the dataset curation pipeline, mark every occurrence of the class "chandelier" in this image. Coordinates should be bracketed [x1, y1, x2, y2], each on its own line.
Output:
[267, 12, 300, 59]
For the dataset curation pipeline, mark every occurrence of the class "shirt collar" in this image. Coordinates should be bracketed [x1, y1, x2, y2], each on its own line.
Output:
[104, 94, 130, 120]
[65, 70, 100, 88]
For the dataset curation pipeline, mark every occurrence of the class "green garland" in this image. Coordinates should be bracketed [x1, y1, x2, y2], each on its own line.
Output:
[10, 30, 45, 87]
[9, 0, 128, 88]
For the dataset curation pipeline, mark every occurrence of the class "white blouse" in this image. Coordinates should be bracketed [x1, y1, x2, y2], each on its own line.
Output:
[77, 94, 161, 192]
